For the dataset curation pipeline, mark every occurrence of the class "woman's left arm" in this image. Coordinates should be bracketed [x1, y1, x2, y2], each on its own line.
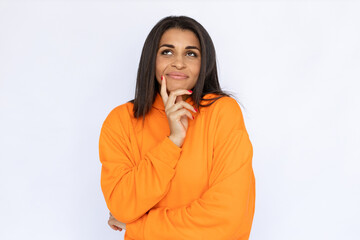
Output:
[125, 98, 256, 240]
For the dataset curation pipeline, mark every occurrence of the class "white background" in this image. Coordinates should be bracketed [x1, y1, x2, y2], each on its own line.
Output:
[1, 0, 359, 239]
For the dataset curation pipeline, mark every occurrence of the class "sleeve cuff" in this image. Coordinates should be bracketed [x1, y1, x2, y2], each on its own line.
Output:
[125, 213, 148, 240]
[146, 136, 182, 169]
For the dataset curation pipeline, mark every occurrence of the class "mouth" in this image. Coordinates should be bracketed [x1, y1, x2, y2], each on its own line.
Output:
[166, 72, 189, 80]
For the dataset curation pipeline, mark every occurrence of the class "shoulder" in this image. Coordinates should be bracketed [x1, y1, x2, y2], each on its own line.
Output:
[208, 94, 241, 112]
[203, 94, 244, 121]
[202, 94, 246, 132]
[202, 93, 239, 109]
[102, 101, 134, 131]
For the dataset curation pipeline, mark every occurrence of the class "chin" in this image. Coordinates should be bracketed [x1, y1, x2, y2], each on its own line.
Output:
[167, 83, 189, 92]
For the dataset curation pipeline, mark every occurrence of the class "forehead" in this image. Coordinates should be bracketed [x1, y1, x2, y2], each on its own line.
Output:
[159, 28, 200, 47]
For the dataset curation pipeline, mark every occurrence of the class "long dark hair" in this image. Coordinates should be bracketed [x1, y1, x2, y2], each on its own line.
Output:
[132, 15, 230, 119]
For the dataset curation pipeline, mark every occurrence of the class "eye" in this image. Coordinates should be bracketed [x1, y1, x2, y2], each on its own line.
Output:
[161, 49, 173, 56]
[186, 51, 198, 57]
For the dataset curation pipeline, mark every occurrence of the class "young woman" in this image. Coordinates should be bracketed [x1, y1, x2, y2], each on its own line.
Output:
[99, 16, 255, 240]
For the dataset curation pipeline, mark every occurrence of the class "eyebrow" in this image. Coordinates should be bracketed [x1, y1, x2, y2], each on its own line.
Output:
[159, 44, 200, 51]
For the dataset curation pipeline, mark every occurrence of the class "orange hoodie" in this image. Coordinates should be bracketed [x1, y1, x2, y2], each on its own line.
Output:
[99, 93, 255, 240]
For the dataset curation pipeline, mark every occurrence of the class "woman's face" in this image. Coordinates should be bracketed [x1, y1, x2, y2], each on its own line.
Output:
[155, 28, 201, 93]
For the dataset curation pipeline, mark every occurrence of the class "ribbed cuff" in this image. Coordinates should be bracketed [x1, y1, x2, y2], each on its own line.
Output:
[146, 136, 182, 169]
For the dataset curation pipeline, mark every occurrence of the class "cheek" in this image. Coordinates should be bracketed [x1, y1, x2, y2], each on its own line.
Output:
[155, 58, 167, 75]
[192, 61, 201, 77]
[155, 58, 163, 82]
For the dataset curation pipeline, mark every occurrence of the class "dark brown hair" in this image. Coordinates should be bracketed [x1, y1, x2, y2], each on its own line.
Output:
[131, 15, 230, 119]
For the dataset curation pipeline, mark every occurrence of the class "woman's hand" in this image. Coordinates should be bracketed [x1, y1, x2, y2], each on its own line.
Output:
[108, 212, 126, 231]
[160, 75, 197, 147]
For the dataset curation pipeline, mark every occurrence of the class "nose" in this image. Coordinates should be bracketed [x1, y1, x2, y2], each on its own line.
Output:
[171, 55, 186, 69]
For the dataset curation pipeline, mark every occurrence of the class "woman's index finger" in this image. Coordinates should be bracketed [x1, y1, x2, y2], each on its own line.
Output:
[160, 75, 168, 103]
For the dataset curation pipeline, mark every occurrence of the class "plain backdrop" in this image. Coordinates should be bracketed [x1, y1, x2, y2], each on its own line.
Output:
[1, 0, 359, 239]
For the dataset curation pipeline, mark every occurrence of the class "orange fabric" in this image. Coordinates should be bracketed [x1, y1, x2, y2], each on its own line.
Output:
[99, 93, 255, 240]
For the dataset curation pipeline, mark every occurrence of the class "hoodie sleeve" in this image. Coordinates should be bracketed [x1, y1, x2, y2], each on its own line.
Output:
[125, 98, 256, 240]
[99, 105, 182, 223]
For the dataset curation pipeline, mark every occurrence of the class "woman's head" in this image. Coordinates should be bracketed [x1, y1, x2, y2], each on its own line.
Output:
[133, 15, 227, 118]
[156, 28, 201, 93]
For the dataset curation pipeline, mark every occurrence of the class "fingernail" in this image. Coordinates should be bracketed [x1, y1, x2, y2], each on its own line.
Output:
[161, 75, 163, 80]
[188, 90, 192, 93]
[192, 115, 195, 120]
[194, 108, 198, 112]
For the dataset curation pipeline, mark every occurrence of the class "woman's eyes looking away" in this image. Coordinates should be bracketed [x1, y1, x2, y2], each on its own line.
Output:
[160, 49, 198, 58]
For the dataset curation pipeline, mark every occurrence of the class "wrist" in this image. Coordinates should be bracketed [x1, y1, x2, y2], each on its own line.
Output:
[168, 135, 183, 147]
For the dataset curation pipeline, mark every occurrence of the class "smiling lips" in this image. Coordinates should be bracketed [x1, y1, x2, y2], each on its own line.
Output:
[166, 72, 189, 80]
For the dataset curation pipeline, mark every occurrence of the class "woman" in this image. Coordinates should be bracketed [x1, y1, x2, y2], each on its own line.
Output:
[99, 16, 255, 240]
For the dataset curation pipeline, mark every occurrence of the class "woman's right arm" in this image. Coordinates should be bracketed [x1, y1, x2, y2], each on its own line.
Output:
[99, 111, 182, 224]
[100, 75, 195, 225]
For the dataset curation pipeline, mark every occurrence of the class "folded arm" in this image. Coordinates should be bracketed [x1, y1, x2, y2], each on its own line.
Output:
[99, 108, 182, 223]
